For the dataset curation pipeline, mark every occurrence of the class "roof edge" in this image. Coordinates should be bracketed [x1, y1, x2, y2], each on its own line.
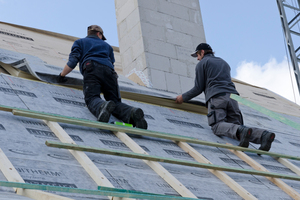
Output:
[232, 77, 266, 90]
[0, 21, 120, 52]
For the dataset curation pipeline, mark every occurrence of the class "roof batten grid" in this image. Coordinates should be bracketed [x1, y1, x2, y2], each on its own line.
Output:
[1, 104, 298, 161]
[45, 141, 300, 182]
[44, 120, 133, 200]
[228, 144, 300, 199]
[46, 119, 196, 198]
[0, 181, 200, 200]
[177, 142, 257, 200]
[1, 103, 299, 199]
[0, 148, 74, 200]
[1, 20, 299, 199]
[114, 131, 198, 198]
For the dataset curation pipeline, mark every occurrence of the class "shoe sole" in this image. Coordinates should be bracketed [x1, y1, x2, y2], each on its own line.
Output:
[259, 133, 275, 152]
[132, 108, 148, 129]
[238, 128, 252, 148]
[135, 118, 148, 129]
[98, 101, 116, 123]
[132, 108, 144, 120]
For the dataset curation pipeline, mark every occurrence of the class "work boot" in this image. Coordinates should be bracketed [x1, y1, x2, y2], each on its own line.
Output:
[130, 108, 148, 129]
[259, 131, 275, 152]
[236, 126, 252, 148]
[97, 101, 116, 123]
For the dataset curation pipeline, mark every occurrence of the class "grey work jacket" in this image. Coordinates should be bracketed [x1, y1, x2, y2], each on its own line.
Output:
[182, 54, 239, 103]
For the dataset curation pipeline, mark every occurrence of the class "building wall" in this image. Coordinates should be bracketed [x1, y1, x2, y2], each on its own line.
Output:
[115, 0, 206, 93]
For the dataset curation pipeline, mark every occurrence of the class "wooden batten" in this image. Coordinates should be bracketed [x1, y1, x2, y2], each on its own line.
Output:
[114, 131, 198, 198]
[277, 158, 300, 175]
[0, 148, 73, 200]
[45, 120, 133, 200]
[228, 146, 300, 200]
[5, 106, 300, 161]
[45, 141, 300, 181]
[177, 142, 257, 200]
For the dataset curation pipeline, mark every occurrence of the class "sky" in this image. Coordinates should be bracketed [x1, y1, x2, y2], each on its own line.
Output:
[0, 0, 299, 104]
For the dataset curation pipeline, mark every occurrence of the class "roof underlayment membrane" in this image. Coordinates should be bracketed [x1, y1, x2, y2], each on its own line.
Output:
[0, 23, 300, 200]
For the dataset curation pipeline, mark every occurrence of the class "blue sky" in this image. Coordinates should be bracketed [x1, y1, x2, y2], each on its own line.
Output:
[200, 1, 286, 76]
[0, 0, 299, 103]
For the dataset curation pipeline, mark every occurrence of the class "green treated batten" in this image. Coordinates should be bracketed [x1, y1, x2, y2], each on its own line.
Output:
[98, 186, 170, 196]
[0, 104, 299, 161]
[0, 181, 199, 200]
[230, 94, 300, 131]
[45, 141, 300, 182]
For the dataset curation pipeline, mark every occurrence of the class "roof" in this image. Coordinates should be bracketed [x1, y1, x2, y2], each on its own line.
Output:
[0, 21, 300, 200]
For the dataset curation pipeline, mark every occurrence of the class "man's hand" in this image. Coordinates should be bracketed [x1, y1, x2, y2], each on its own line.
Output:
[57, 73, 67, 83]
[175, 95, 184, 104]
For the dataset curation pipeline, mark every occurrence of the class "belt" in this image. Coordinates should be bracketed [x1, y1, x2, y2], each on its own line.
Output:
[83, 60, 111, 70]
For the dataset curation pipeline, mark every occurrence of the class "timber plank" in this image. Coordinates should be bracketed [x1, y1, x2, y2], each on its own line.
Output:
[45, 141, 300, 182]
[120, 91, 207, 115]
[0, 181, 199, 200]
[177, 142, 257, 200]
[0, 105, 296, 161]
[228, 146, 300, 199]
[277, 158, 300, 176]
[0, 148, 73, 200]
[45, 120, 132, 200]
[115, 131, 197, 198]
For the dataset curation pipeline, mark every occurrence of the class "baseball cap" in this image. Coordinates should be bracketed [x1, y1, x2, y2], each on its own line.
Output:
[88, 25, 107, 40]
[191, 43, 212, 57]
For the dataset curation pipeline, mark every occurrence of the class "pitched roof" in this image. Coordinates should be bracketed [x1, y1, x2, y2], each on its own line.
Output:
[0, 21, 300, 200]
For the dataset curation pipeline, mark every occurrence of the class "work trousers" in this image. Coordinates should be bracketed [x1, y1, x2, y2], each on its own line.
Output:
[82, 61, 133, 123]
[207, 93, 264, 144]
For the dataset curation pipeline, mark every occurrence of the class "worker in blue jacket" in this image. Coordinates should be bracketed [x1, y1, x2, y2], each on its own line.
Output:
[57, 25, 147, 129]
[176, 43, 275, 151]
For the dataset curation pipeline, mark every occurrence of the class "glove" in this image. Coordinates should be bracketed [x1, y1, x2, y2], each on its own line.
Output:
[57, 73, 67, 83]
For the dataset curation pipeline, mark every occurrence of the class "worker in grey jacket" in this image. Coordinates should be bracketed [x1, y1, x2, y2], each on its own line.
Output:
[175, 43, 275, 151]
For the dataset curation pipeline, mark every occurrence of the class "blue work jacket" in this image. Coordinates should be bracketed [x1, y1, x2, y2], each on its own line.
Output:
[67, 35, 115, 74]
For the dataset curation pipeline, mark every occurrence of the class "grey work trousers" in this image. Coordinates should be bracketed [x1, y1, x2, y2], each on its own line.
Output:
[207, 93, 264, 144]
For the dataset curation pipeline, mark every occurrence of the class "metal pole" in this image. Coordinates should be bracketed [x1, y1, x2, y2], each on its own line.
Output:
[277, 0, 300, 96]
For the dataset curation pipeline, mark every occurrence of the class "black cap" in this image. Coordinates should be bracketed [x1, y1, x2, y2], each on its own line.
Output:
[191, 43, 212, 57]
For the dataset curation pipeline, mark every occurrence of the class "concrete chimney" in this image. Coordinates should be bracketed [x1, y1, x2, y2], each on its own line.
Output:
[115, 0, 206, 93]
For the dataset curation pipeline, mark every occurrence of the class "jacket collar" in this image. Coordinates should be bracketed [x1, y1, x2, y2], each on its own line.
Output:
[86, 35, 100, 39]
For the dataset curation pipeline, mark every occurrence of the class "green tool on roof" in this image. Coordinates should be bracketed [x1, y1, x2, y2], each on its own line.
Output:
[113, 121, 133, 127]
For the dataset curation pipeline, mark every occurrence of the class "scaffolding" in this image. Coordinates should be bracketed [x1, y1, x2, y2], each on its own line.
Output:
[277, 0, 300, 96]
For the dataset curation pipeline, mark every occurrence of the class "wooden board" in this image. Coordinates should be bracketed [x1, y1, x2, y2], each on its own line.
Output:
[228, 146, 300, 199]
[0, 148, 73, 200]
[45, 120, 131, 200]
[115, 131, 197, 198]
[45, 141, 300, 182]
[120, 91, 207, 115]
[0, 63, 38, 80]
[277, 158, 300, 175]
[177, 142, 257, 200]
[0, 181, 198, 200]
[3, 106, 299, 161]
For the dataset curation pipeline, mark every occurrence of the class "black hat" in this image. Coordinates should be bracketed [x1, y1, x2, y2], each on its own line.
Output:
[191, 43, 212, 57]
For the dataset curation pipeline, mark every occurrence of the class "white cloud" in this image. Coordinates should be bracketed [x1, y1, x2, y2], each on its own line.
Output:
[234, 57, 300, 104]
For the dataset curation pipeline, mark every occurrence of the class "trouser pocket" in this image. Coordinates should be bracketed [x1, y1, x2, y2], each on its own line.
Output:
[110, 70, 121, 99]
[83, 61, 93, 73]
[207, 111, 216, 126]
